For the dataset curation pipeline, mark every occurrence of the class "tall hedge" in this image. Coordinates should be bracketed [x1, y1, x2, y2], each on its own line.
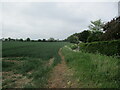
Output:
[79, 40, 120, 56]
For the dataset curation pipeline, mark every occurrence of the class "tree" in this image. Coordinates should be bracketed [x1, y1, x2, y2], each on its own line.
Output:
[88, 19, 104, 33]
[19, 39, 23, 42]
[101, 16, 120, 41]
[87, 32, 103, 42]
[48, 38, 55, 42]
[26, 38, 30, 41]
[5, 38, 8, 41]
[87, 19, 104, 42]
[78, 30, 91, 43]
[8, 37, 11, 41]
[67, 35, 79, 44]
[42, 39, 46, 42]
[38, 39, 42, 42]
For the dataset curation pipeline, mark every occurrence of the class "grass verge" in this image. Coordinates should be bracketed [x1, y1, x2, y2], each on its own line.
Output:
[61, 46, 120, 88]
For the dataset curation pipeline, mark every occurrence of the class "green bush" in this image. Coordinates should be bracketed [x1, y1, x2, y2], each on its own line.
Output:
[70, 44, 78, 50]
[79, 40, 120, 56]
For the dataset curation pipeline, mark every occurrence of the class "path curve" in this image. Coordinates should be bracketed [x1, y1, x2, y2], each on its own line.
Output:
[48, 48, 78, 88]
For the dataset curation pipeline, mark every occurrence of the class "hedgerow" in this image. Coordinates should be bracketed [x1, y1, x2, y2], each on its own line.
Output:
[79, 40, 120, 56]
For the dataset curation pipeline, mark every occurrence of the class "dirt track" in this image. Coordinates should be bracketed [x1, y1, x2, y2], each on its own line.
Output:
[48, 48, 78, 88]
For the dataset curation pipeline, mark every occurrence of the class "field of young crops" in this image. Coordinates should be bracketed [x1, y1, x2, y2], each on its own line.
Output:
[2, 42, 68, 59]
[2, 42, 68, 88]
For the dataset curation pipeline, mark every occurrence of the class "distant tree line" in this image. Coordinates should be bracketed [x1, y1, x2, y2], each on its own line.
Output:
[66, 16, 120, 43]
[1, 37, 65, 42]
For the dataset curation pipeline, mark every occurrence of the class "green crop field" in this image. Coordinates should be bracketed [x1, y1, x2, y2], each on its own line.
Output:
[2, 42, 69, 88]
[2, 42, 69, 59]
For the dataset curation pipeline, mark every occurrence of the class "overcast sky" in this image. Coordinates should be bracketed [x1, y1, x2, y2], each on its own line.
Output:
[1, 1, 118, 40]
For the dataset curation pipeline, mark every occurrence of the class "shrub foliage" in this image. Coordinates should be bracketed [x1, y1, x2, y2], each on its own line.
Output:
[79, 40, 120, 56]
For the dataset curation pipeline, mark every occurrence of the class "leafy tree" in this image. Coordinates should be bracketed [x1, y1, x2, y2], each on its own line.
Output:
[78, 30, 91, 43]
[42, 39, 46, 42]
[101, 16, 120, 41]
[66, 31, 91, 43]
[87, 19, 104, 42]
[63, 39, 68, 42]
[5, 38, 8, 41]
[87, 32, 103, 42]
[88, 19, 104, 33]
[8, 37, 11, 41]
[48, 38, 55, 42]
[38, 39, 42, 42]
[19, 39, 23, 42]
[67, 35, 79, 44]
[26, 38, 30, 42]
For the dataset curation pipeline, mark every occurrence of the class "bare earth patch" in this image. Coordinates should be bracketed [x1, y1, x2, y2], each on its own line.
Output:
[46, 58, 54, 67]
[2, 57, 24, 64]
[2, 59, 33, 88]
[48, 48, 78, 88]
[3, 60, 23, 63]
[2, 71, 33, 88]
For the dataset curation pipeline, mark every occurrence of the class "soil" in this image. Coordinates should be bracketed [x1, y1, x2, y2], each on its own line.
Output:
[48, 48, 78, 88]
[46, 58, 54, 67]
[2, 71, 32, 88]
[2, 59, 33, 88]
[3, 60, 23, 63]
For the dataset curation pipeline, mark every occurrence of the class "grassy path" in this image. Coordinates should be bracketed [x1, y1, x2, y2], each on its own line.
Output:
[48, 48, 78, 88]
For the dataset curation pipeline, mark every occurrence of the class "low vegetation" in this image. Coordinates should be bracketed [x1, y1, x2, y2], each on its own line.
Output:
[62, 46, 119, 88]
